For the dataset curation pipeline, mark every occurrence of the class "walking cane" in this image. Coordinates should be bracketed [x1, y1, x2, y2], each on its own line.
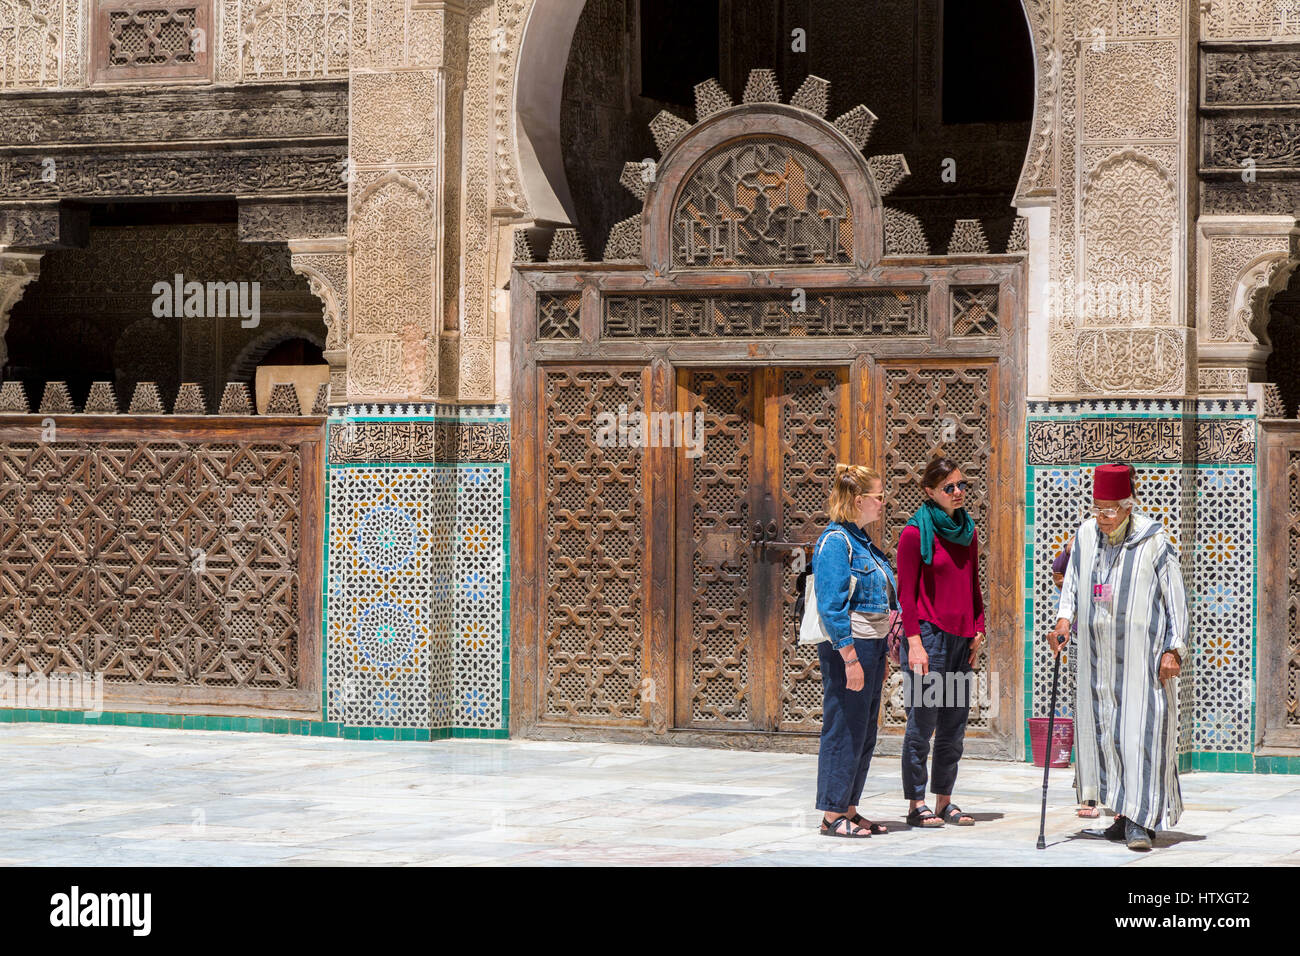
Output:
[1036, 647, 1063, 850]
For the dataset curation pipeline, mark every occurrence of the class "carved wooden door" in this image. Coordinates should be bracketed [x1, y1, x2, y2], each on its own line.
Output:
[674, 367, 849, 732]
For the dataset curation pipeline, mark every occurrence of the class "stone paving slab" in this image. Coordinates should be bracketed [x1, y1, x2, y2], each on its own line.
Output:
[1, 724, 1298, 866]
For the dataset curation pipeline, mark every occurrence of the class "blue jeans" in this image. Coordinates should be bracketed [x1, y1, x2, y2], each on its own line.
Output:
[899, 620, 973, 800]
[816, 637, 887, 813]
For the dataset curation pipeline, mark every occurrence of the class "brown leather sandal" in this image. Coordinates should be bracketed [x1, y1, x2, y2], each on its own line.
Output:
[820, 815, 872, 838]
[850, 813, 888, 834]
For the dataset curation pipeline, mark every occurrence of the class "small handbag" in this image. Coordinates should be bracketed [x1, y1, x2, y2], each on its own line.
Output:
[886, 610, 904, 665]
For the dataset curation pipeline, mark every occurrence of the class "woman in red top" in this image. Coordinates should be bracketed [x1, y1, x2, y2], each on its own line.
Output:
[896, 456, 985, 829]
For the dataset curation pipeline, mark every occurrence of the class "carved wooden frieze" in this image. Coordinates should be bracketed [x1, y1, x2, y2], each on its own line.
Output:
[0, 146, 346, 200]
[0, 204, 88, 249]
[0, 83, 348, 147]
[1205, 47, 1300, 106]
[238, 197, 347, 242]
[1204, 117, 1300, 171]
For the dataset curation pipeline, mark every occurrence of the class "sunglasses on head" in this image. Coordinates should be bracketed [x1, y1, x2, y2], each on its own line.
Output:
[940, 480, 972, 495]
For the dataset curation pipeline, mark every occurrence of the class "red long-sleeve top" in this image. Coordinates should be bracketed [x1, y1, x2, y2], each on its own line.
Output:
[896, 525, 986, 639]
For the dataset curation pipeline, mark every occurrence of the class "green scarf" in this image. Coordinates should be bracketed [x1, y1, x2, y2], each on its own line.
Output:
[905, 499, 975, 565]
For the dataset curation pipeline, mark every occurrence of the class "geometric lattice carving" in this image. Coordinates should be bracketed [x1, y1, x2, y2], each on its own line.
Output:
[1007, 216, 1029, 253]
[108, 8, 198, 67]
[789, 75, 830, 118]
[541, 367, 644, 720]
[952, 287, 1000, 336]
[619, 162, 652, 202]
[310, 382, 329, 415]
[673, 139, 853, 268]
[512, 229, 535, 264]
[833, 104, 878, 150]
[128, 382, 165, 414]
[538, 292, 582, 340]
[693, 78, 734, 121]
[884, 208, 930, 256]
[0, 433, 308, 692]
[38, 381, 75, 414]
[218, 382, 253, 415]
[83, 382, 120, 415]
[265, 382, 302, 416]
[741, 68, 781, 104]
[602, 290, 928, 338]
[1266, 383, 1287, 418]
[173, 383, 207, 415]
[547, 228, 587, 263]
[775, 368, 844, 731]
[948, 219, 990, 255]
[678, 369, 755, 726]
[603, 216, 642, 262]
[0, 381, 29, 413]
[867, 154, 910, 198]
[649, 110, 691, 155]
[879, 365, 993, 728]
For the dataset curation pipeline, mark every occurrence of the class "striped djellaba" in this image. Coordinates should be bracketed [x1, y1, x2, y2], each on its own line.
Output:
[1057, 513, 1189, 832]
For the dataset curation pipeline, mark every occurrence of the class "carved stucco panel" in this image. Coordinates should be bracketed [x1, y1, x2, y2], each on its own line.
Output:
[1, 0, 63, 88]
[1205, 235, 1292, 342]
[1203, 0, 1300, 40]
[351, 70, 442, 166]
[240, 0, 352, 80]
[1073, 0, 1181, 37]
[1081, 41, 1178, 141]
[1198, 366, 1250, 393]
[290, 250, 349, 350]
[350, 174, 436, 339]
[1082, 150, 1177, 325]
[1077, 327, 1188, 394]
[348, 337, 406, 396]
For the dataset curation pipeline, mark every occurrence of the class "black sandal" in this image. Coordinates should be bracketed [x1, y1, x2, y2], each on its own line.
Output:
[938, 803, 975, 826]
[850, 813, 888, 835]
[820, 815, 872, 838]
[906, 804, 945, 828]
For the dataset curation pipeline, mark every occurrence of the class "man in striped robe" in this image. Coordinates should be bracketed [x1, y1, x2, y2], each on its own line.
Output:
[1049, 464, 1189, 851]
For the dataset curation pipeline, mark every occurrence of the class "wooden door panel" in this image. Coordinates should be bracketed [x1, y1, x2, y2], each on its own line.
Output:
[774, 367, 849, 732]
[875, 361, 998, 732]
[675, 369, 760, 730]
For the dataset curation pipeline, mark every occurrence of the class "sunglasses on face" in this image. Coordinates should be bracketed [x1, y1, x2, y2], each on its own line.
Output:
[940, 480, 972, 495]
[1089, 505, 1124, 519]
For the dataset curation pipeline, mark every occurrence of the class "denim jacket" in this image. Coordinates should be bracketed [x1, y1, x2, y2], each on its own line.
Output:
[812, 520, 899, 649]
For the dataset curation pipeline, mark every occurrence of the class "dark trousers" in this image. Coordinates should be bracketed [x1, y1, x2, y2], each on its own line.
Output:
[816, 637, 887, 813]
[899, 620, 973, 800]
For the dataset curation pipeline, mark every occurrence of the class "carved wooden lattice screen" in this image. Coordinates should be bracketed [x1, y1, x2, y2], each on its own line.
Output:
[0, 418, 322, 714]
[676, 370, 755, 729]
[541, 367, 646, 722]
[877, 362, 996, 730]
[674, 367, 846, 733]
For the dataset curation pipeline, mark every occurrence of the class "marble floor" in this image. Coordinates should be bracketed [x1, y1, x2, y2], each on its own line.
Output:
[2, 724, 1299, 866]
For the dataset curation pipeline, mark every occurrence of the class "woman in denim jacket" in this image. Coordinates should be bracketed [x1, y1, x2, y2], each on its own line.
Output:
[813, 463, 898, 838]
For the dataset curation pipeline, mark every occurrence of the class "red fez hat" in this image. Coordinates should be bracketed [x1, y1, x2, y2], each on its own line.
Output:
[1093, 464, 1133, 501]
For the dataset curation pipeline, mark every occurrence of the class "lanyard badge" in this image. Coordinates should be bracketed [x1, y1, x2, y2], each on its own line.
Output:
[1091, 582, 1113, 603]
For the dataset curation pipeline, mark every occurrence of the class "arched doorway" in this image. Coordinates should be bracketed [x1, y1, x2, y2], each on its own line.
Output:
[509, 55, 1029, 751]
